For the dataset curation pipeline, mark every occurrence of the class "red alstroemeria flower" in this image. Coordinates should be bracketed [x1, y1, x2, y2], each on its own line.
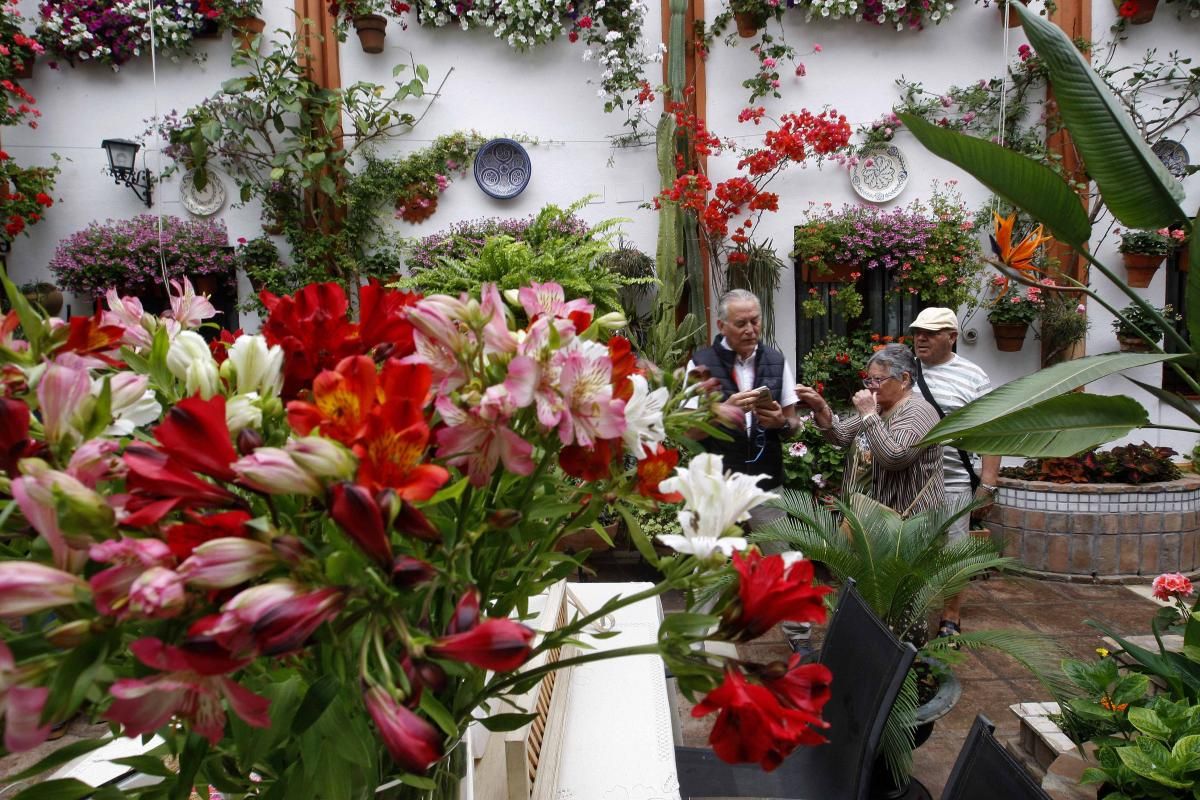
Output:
[447, 588, 480, 635]
[152, 395, 238, 482]
[0, 397, 35, 477]
[329, 482, 392, 567]
[122, 445, 239, 521]
[56, 312, 125, 365]
[357, 280, 420, 358]
[208, 328, 242, 365]
[608, 335, 639, 402]
[427, 619, 535, 671]
[164, 510, 252, 560]
[636, 445, 684, 503]
[0, 641, 52, 752]
[723, 550, 831, 641]
[288, 355, 379, 445]
[355, 368, 447, 498]
[364, 685, 444, 774]
[559, 438, 616, 481]
[243, 586, 345, 656]
[261, 282, 359, 399]
[761, 655, 833, 715]
[692, 667, 828, 771]
[104, 637, 270, 745]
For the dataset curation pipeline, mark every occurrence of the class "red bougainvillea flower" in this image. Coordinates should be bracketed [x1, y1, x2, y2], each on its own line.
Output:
[363, 685, 443, 774]
[1153, 572, 1194, 602]
[104, 637, 271, 745]
[761, 654, 833, 715]
[427, 619, 535, 671]
[692, 667, 829, 771]
[329, 482, 392, 567]
[636, 445, 684, 503]
[723, 550, 831, 641]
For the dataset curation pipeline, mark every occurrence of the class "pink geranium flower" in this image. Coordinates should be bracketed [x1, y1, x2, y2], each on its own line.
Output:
[1153, 572, 1194, 602]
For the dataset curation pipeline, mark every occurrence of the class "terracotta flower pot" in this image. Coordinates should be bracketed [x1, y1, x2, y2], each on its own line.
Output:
[1117, 334, 1155, 353]
[353, 14, 388, 54]
[801, 262, 857, 283]
[1122, 251, 1164, 288]
[733, 10, 763, 37]
[22, 287, 63, 316]
[1128, 0, 1159, 23]
[1000, 0, 1029, 27]
[232, 16, 266, 52]
[1177, 243, 1190, 273]
[990, 321, 1028, 351]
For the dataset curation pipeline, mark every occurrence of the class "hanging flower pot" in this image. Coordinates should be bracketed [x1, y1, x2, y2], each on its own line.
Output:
[991, 321, 1029, 352]
[1125, 0, 1159, 23]
[1117, 334, 1155, 353]
[1177, 243, 1190, 273]
[733, 10, 764, 37]
[232, 16, 266, 52]
[1122, 252, 1164, 288]
[353, 14, 388, 54]
[1000, 0, 1029, 27]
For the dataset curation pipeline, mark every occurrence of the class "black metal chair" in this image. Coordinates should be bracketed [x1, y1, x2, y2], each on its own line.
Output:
[675, 579, 918, 800]
[941, 715, 1052, 800]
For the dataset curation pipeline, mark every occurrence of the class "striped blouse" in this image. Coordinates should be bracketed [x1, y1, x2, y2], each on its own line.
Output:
[822, 396, 945, 516]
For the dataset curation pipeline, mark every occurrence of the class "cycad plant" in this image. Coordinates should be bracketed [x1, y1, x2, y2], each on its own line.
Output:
[752, 489, 1069, 786]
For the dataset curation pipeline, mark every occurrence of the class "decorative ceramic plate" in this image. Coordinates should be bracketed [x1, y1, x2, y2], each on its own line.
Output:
[179, 169, 227, 217]
[1152, 139, 1189, 180]
[474, 138, 532, 200]
[850, 144, 910, 203]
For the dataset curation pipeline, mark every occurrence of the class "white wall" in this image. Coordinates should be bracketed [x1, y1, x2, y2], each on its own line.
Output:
[2, 0, 1197, 452]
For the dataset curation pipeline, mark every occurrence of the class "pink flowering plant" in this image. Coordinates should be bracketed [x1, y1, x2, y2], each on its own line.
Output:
[0, 274, 838, 795]
[0, 1, 45, 79]
[48, 214, 235, 298]
[36, 0, 209, 69]
[985, 274, 1046, 325]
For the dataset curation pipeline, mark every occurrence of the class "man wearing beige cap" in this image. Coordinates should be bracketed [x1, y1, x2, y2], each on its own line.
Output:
[909, 307, 1001, 638]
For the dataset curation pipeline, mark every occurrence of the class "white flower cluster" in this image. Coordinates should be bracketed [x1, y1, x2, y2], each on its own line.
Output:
[36, 0, 205, 70]
[796, 0, 954, 27]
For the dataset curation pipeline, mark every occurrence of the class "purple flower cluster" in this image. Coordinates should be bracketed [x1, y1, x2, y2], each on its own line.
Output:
[831, 205, 936, 272]
[405, 213, 592, 272]
[37, 0, 202, 68]
[49, 213, 234, 296]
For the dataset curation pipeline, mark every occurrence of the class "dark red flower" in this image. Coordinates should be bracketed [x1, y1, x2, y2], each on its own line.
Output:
[152, 395, 238, 482]
[692, 667, 828, 771]
[58, 313, 125, 364]
[123, 444, 239, 518]
[364, 685, 443, 774]
[723, 550, 831, 641]
[329, 482, 393, 567]
[165, 510, 252, 560]
[394, 498, 441, 542]
[1118, 0, 1137, 15]
[261, 282, 358, 398]
[208, 328, 242, 365]
[636, 445, 684, 503]
[249, 586, 345, 656]
[357, 280, 419, 359]
[0, 397, 33, 477]
[447, 588, 480, 634]
[427, 619, 535, 671]
[391, 555, 434, 588]
[761, 655, 833, 714]
[559, 438, 616, 481]
[34, 192, 52, 207]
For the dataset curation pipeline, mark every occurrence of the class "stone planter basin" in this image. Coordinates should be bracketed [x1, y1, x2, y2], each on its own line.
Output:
[987, 473, 1200, 582]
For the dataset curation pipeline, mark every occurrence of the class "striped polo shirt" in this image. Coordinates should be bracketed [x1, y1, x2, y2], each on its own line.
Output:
[919, 353, 992, 488]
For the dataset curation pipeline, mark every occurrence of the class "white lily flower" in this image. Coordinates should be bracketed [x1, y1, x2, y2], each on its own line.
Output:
[166, 331, 220, 400]
[656, 534, 748, 559]
[659, 453, 776, 541]
[224, 335, 284, 398]
[225, 393, 263, 435]
[103, 373, 162, 436]
[622, 374, 667, 458]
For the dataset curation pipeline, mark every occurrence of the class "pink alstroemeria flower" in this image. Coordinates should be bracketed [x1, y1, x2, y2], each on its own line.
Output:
[12, 461, 111, 570]
[37, 360, 92, 447]
[518, 281, 594, 331]
[167, 278, 219, 329]
[232, 449, 325, 496]
[67, 438, 124, 488]
[103, 289, 153, 349]
[405, 295, 470, 392]
[127, 566, 186, 619]
[363, 685, 443, 774]
[0, 641, 53, 752]
[479, 284, 518, 355]
[89, 537, 175, 617]
[550, 339, 626, 447]
[177, 537, 278, 589]
[203, 581, 345, 658]
[104, 637, 271, 745]
[434, 395, 534, 488]
[0, 561, 89, 616]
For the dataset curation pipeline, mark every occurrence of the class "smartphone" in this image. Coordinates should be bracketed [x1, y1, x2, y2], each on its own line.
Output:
[753, 385, 773, 405]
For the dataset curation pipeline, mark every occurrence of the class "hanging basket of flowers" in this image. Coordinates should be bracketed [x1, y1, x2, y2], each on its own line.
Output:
[1115, 0, 1160, 23]
[985, 275, 1046, 352]
[36, 0, 210, 69]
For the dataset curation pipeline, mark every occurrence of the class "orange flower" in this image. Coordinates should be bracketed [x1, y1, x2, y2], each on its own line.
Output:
[1099, 695, 1128, 713]
[637, 445, 684, 503]
[287, 355, 379, 446]
[991, 212, 1051, 275]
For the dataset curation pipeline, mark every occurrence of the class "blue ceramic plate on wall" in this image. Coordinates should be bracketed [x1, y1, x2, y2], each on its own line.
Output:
[474, 138, 532, 200]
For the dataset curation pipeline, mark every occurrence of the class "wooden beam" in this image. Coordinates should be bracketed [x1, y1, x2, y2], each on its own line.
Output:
[297, 0, 342, 89]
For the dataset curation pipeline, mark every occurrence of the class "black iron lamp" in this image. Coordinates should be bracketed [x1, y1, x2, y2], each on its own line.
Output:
[101, 138, 153, 207]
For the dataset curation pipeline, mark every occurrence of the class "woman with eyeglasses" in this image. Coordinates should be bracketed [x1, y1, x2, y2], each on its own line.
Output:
[795, 343, 943, 516]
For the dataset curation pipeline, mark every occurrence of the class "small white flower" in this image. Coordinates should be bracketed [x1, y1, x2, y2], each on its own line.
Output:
[812, 473, 826, 488]
[656, 534, 749, 559]
[622, 375, 668, 458]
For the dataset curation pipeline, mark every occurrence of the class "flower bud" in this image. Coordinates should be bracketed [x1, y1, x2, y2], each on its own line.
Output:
[391, 556, 434, 589]
[396, 500, 441, 542]
[363, 685, 443, 774]
[413, 659, 447, 694]
[487, 509, 523, 528]
[233, 448, 324, 496]
[177, 537, 278, 589]
[225, 393, 263, 435]
[427, 619, 535, 671]
[237, 427, 264, 455]
[167, 331, 221, 400]
[45, 619, 94, 648]
[127, 566, 186, 619]
[0, 561, 89, 616]
[286, 436, 357, 482]
[271, 534, 311, 566]
[224, 335, 283, 398]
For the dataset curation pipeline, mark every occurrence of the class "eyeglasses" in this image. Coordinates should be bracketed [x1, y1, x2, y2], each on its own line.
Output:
[862, 376, 898, 388]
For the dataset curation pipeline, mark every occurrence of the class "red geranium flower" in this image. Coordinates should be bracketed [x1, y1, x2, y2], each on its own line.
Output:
[761, 654, 833, 714]
[1118, 0, 1137, 15]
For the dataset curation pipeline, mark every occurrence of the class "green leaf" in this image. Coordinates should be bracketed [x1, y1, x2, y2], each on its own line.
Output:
[305, 152, 326, 167]
[1171, 735, 1200, 772]
[269, 167, 286, 181]
[1, 269, 45, 357]
[898, 113, 1090, 246]
[10, 779, 98, 800]
[398, 775, 437, 790]
[920, 392, 1150, 457]
[417, 691, 457, 738]
[428, 477, 468, 505]
[1127, 377, 1200, 427]
[44, 635, 108, 722]
[477, 712, 537, 732]
[923, 353, 1175, 443]
[404, 79, 424, 98]
[201, 120, 222, 144]
[1188, 210, 1200, 351]
[169, 734, 209, 800]
[391, 63, 408, 77]
[220, 77, 251, 94]
[109, 755, 176, 778]
[318, 175, 337, 197]
[1128, 705, 1171, 739]
[415, 64, 429, 82]
[1118, 743, 1192, 788]
[0, 738, 112, 782]
[290, 674, 340, 736]
[1014, 3, 1186, 229]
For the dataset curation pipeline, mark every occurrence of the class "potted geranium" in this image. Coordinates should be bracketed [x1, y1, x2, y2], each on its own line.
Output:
[328, 0, 390, 52]
[17, 280, 63, 315]
[1111, 302, 1182, 352]
[985, 274, 1045, 351]
[209, 0, 266, 50]
[48, 214, 235, 303]
[1118, 228, 1172, 287]
[0, 2, 45, 80]
[0, 154, 57, 242]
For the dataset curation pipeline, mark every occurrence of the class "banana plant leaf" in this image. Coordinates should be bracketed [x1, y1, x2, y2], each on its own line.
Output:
[1014, 3, 1187, 230]
[920, 393, 1149, 457]
[920, 352, 1175, 444]
[897, 113, 1091, 247]
[1127, 377, 1200, 428]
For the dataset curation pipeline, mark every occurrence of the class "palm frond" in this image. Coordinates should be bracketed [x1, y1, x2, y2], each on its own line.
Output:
[924, 628, 1074, 699]
[879, 669, 918, 785]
